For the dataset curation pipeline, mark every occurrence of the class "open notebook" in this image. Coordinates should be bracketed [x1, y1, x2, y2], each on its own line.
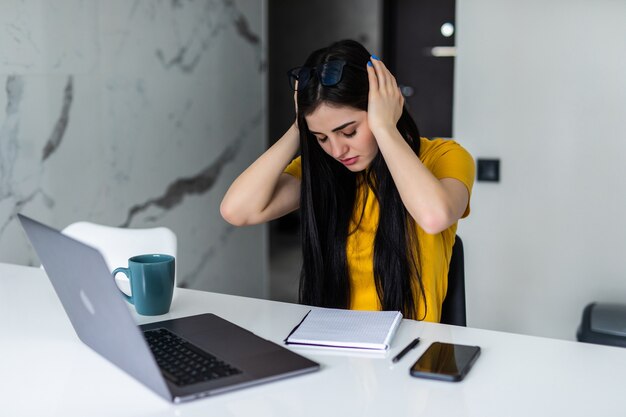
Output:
[284, 307, 403, 350]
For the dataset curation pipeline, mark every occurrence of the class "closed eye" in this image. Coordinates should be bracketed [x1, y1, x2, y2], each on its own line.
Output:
[343, 130, 356, 138]
[316, 136, 328, 143]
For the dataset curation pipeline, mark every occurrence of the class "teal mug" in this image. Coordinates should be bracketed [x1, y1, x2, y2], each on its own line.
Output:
[113, 254, 175, 316]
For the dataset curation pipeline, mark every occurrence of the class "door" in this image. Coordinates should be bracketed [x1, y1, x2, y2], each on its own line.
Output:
[384, 0, 456, 138]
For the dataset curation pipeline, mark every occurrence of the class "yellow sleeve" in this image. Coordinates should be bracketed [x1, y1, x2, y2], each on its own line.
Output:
[421, 138, 475, 218]
[284, 156, 302, 180]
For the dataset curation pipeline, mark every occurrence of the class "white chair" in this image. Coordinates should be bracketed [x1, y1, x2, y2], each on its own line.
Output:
[61, 221, 177, 296]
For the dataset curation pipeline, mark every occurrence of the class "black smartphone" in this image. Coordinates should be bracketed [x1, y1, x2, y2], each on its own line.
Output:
[410, 342, 481, 382]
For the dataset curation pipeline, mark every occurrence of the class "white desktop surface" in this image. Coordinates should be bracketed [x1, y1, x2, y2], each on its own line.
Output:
[1, 262, 624, 417]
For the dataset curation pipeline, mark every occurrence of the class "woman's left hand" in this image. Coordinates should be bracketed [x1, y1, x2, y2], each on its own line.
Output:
[366, 56, 404, 136]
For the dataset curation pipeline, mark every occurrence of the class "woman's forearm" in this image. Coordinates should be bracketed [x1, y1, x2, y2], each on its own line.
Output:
[220, 124, 300, 226]
[373, 127, 468, 234]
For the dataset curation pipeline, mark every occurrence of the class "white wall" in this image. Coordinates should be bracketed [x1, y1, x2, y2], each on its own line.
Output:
[455, 0, 626, 339]
[0, 0, 269, 298]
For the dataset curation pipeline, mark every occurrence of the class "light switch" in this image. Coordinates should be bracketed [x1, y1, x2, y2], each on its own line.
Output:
[477, 159, 500, 182]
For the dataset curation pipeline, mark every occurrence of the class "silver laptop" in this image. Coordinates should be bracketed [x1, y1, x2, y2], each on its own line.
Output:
[18, 214, 319, 403]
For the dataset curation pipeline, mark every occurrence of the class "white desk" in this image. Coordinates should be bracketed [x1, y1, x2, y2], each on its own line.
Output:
[1, 262, 625, 417]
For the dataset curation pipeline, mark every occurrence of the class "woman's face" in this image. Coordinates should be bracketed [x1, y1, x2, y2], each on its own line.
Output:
[305, 104, 379, 172]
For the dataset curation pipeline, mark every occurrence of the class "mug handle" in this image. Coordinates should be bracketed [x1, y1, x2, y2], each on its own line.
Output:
[112, 267, 133, 304]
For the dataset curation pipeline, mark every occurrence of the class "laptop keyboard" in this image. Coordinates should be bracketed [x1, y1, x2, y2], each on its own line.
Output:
[143, 328, 242, 387]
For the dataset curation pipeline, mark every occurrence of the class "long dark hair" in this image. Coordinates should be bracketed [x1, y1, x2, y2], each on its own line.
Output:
[296, 39, 426, 320]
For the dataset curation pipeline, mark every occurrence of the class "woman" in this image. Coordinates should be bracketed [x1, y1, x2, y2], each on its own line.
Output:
[221, 39, 474, 322]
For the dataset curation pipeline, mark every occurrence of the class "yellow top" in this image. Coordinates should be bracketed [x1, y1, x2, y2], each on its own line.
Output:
[284, 137, 475, 322]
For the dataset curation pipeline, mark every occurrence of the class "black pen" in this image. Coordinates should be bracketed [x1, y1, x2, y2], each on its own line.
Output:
[392, 337, 420, 363]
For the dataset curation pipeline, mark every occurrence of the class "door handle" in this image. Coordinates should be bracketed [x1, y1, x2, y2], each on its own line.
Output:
[424, 46, 456, 57]
[399, 85, 414, 97]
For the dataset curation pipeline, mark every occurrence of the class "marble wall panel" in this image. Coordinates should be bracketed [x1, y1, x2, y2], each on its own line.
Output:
[0, 0, 268, 298]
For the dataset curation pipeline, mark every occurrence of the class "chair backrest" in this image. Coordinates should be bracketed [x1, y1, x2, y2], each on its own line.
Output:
[440, 235, 466, 326]
[61, 221, 177, 295]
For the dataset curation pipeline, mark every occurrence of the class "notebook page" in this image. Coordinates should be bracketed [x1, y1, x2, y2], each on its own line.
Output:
[286, 308, 402, 350]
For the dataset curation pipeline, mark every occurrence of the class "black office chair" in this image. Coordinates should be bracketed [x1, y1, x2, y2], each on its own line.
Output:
[440, 235, 466, 326]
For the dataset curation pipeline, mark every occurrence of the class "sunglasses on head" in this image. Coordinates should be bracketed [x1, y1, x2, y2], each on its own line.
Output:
[287, 60, 366, 91]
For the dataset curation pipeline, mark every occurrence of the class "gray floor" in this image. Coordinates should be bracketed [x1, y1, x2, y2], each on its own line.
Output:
[269, 230, 301, 303]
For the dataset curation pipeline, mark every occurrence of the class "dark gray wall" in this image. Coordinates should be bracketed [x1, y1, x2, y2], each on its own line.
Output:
[268, 0, 382, 146]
